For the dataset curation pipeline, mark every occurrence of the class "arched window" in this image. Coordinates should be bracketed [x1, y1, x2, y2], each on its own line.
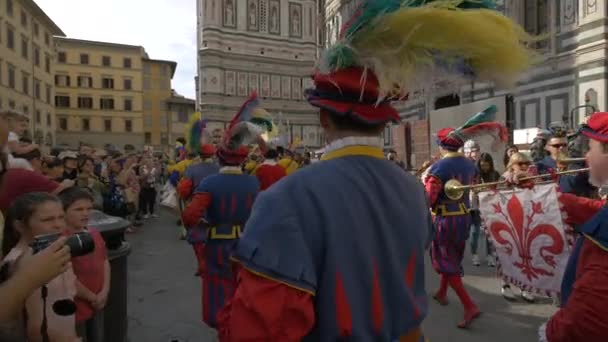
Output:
[585, 88, 598, 116]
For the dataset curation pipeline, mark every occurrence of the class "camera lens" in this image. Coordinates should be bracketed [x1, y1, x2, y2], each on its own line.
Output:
[66, 232, 95, 257]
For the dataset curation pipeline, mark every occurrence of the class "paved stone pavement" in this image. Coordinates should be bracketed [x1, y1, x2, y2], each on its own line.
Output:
[128, 209, 556, 342]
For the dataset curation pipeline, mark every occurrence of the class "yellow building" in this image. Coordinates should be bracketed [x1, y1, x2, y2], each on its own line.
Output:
[142, 58, 176, 148]
[167, 91, 196, 149]
[0, 0, 65, 145]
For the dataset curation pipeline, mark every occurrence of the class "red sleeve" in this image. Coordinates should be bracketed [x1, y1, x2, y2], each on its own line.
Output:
[218, 268, 315, 342]
[558, 193, 606, 226]
[423, 175, 442, 207]
[181, 193, 212, 228]
[177, 178, 194, 200]
[546, 239, 608, 342]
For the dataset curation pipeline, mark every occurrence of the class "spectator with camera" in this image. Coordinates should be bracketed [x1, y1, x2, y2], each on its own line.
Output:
[2, 192, 79, 342]
[60, 188, 110, 342]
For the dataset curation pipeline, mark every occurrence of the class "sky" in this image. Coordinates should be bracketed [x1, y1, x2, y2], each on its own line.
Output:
[36, 0, 197, 99]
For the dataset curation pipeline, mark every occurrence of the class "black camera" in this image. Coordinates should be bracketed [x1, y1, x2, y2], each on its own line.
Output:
[30, 232, 95, 257]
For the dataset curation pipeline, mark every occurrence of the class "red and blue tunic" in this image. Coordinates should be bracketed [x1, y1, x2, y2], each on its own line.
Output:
[182, 166, 259, 328]
[218, 139, 432, 341]
[424, 152, 478, 275]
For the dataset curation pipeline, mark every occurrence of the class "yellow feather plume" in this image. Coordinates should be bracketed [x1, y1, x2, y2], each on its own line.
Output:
[348, 4, 539, 95]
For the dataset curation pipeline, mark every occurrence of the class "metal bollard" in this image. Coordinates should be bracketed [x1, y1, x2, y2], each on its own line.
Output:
[89, 210, 132, 342]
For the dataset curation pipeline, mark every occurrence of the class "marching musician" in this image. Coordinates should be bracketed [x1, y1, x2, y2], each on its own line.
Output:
[177, 143, 219, 276]
[518, 112, 608, 342]
[181, 94, 263, 328]
[425, 128, 481, 329]
[536, 131, 595, 197]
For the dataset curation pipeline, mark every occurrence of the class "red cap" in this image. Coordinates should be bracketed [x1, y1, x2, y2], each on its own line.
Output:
[306, 67, 403, 125]
[581, 112, 608, 143]
[216, 145, 249, 166]
[200, 144, 216, 157]
[436, 128, 464, 150]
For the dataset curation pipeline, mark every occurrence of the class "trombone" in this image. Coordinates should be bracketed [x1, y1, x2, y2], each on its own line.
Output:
[444, 168, 590, 200]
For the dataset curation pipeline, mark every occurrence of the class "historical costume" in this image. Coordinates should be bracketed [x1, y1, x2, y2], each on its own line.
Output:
[175, 137, 187, 162]
[538, 112, 608, 341]
[253, 148, 286, 190]
[181, 94, 266, 328]
[178, 115, 221, 275]
[218, 1, 534, 340]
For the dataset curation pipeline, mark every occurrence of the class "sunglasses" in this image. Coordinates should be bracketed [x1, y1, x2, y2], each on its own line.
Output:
[516, 162, 530, 167]
[550, 144, 567, 148]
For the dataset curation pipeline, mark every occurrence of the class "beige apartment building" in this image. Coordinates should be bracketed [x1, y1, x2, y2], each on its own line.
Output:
[142, 58, 176, 148]
[0, 0, 64, 145]
[54, 37, 149, 149]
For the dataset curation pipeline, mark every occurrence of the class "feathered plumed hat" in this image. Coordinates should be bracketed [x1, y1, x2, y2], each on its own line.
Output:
[307, 0, 536, 124]
[217, 92, 273, 165]
[186, 113, 215, 157]
[436, 105, 508, 151]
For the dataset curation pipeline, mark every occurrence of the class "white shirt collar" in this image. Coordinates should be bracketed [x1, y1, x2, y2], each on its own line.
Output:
[262, 160, 277, 166]
[323, 136, 384, 155]
[219, 166, 242, 174]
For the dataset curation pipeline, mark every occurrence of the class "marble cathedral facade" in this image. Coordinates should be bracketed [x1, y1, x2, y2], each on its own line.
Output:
[396, 0, 608, 131]
[196, 0, 322, 148]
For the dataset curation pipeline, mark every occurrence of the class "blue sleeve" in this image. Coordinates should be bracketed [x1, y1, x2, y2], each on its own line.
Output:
[233, 191, 317, 295]
[194, 177, 211, 194]
[169, 170, 180, 186]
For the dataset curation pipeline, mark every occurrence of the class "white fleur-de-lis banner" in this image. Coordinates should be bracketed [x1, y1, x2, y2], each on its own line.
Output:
[479, 184, 573, 296]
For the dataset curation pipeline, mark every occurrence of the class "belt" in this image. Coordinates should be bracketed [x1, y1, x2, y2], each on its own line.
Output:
[207, 225, 242, 240]
[432, 203, 469, 217]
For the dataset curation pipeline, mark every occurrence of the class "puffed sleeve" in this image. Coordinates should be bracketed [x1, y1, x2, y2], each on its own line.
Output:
[182, 193, 212, 228]
[423, 175, 442, 207]
[545, 239, 608, 341]
[558, 192, 606, 226]
[217, 269, 315, 342]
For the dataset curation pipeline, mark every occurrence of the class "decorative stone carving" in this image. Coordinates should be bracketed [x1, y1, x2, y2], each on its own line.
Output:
[271, 75, 281, 98]
[249, 73, 259, 93]
[291, 77, 301, 99]
[260, 74, 270, 97]
[289, 3, 302, 38]
[225, 71, 236, 95]
[282, 76, 291, 99]
[223, 0, 236, 28]
[248, 0, 259, 31]
[269, 0, 280, 34]
[238, 72, 248, 96]
[563, 0, 575, 24]
[586, 0, 597, 15]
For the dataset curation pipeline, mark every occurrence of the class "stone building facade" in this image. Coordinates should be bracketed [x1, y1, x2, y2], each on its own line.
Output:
[196, 0, 322, 148]
[0, 0, 64, 146]
[399, 0, 608, 131]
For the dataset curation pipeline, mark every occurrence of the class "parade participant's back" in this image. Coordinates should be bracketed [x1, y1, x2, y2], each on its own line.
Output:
[237, 141, 431, 340]
[219, 0, 535, 340]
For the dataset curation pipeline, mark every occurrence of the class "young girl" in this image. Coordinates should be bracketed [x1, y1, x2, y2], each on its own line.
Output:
[2, 192, 79, 342]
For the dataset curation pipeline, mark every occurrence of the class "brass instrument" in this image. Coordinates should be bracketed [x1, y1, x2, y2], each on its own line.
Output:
[444, 168, 590, 200]
[556, 152, 586, 164]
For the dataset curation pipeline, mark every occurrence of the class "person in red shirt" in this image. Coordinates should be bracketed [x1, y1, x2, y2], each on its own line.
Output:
[59, 188, 110, 342]
[253, 148, 286, 191]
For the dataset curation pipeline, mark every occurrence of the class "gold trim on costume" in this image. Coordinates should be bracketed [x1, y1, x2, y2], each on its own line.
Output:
[432, 203, 469, 216]
[321, 145, 385, 161]
[231, 257, 317, 296]
[443, 152, 464, 159]
[583, 233, 608, 253]
[208, 225, 243, 239]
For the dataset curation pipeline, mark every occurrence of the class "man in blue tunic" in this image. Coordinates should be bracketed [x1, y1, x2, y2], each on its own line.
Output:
[216, 1, 534, 340]
[181, 102, 262, 328]
[425, 127, 480, 328]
